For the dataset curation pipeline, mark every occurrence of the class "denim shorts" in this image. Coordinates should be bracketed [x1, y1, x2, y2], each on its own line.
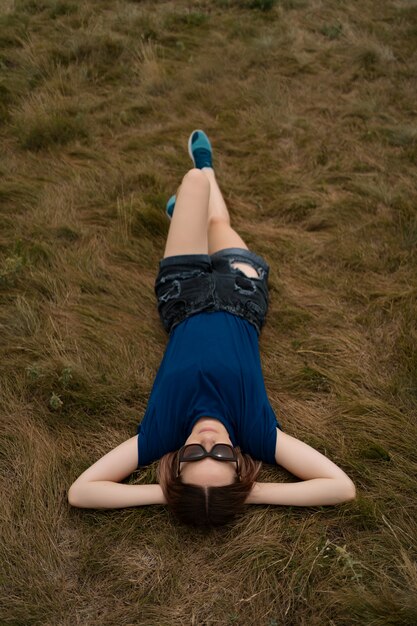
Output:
[154, 247, 270, 336]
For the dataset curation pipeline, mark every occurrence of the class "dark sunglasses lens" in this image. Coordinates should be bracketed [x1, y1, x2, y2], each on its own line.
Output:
[181, 444, 204, 461]
[212, 444, 235, 460]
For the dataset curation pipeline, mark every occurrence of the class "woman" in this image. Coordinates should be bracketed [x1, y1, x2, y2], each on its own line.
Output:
[68, 130, 356, 527]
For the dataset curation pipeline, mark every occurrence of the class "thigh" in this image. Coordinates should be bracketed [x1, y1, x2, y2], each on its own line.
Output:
[208, 222, 258, 277]
[163, 170, 210, 258]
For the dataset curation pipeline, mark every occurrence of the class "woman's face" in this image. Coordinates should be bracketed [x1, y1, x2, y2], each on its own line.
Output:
[180, 418, 237, 487]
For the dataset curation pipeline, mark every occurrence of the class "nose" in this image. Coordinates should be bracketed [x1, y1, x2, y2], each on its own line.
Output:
[199, 434, 217, 447]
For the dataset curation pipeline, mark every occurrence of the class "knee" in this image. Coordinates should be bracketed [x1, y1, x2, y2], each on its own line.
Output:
[208, 214, 230, 228]
[182, 168, 210, 187]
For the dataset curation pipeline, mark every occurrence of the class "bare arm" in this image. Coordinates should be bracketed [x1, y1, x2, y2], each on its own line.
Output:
[68, 435, 167, 509]
[246, 429, 356, 506]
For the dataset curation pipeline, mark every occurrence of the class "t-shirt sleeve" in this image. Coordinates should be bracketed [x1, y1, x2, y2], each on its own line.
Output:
[136, 430, 145, 468]
[270, 396, 287, 462]
[262, 405, 284, 465]
[238, 403, 280, 464]
[137, 432, 140, 467]
[137, 430, 153, 468]
[264, 420, 278, 465]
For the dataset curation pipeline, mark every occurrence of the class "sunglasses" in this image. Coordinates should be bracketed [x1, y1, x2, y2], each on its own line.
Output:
[176, 443, 239, 478]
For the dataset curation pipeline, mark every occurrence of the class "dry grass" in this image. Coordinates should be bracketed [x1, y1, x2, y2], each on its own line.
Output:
[1, 0, 416, 624]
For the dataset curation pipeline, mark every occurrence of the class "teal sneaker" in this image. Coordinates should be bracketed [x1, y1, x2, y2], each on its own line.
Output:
[166, 130, 213, 220]
[166, 194, 176, 220]
[188, 129, 213, 169]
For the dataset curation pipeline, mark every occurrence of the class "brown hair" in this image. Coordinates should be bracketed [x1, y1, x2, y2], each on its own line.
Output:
[157, 447, 261, 528]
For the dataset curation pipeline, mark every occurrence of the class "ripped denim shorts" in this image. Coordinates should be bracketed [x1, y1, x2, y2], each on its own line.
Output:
[154, 247, 270, 336]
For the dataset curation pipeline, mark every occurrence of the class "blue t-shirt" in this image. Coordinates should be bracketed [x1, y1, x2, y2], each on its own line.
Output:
[136, 311, 283, 467]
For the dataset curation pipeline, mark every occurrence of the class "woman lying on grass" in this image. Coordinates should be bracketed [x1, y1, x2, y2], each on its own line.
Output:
[68, 130, 356, 527]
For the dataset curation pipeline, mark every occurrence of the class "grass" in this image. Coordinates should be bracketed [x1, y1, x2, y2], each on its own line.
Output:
[1, 0, 416, 624]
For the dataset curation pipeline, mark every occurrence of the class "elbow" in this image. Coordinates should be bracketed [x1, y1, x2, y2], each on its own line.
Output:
[341, 478, 356, 503]
[67, 485, 77, 507]
[68, 483, 83, 508]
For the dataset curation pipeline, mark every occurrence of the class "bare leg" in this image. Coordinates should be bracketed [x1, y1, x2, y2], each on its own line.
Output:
[201, 167, 258, 278]
[163, 168, 210, 258]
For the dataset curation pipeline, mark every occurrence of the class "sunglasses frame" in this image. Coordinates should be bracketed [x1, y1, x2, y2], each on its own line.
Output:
[176, 443, 239, 478]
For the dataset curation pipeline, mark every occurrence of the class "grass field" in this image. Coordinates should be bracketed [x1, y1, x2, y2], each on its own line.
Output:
[1, 0, 417, 624]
